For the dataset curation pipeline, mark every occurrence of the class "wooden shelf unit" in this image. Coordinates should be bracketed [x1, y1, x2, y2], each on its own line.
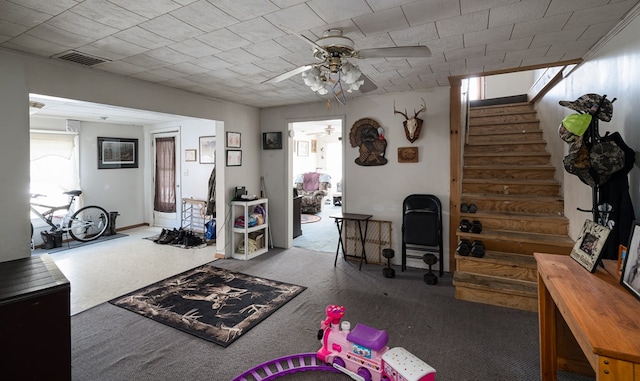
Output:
[231, 198, 268, 260]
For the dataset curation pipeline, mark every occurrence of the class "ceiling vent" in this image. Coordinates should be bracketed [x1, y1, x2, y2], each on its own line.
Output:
[53, 51, 110, 66]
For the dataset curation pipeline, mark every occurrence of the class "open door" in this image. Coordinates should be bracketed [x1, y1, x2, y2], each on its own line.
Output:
[153, 132, 181, 228]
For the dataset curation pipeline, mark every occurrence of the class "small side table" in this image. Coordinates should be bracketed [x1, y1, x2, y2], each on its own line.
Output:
[330, 212, 372, 270]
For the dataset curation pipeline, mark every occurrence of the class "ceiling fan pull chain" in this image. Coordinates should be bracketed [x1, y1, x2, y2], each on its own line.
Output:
[333, 71, 347, 105]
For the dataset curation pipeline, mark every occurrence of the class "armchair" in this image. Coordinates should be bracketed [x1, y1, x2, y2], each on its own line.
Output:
[295, 172, 331, 214]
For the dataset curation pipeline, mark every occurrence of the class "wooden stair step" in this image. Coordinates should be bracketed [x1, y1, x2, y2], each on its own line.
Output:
[455, 251, 537, 282]
[469, 103, 534, 117]
[464, 142, 548, 154]
[462, 179, 560, 196]
[458, 211, 568, 235]
[453, 271, 538, 312]
[469, 113, 538, 126]
[469, 122, 541, 135]
[464, 152, 551, 166]
[456, 229, 574, 256]
[463, 165, 555, 180]
[467, 131, 543, 144]
[461, 193, 564, 215]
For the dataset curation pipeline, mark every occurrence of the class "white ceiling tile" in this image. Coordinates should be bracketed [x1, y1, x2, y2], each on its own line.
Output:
[504, 46, 550, 62]
[564, 0, 638, 30]
[0, 1, 52, 27]
[76, 46, 125, 61]
[96, 61, 147, 76]
[0, 19, 30, 38]
[109, 0, 183, 19]
[114, 26, 173, 50]
[355, 33, 396, 50]
[195, 28, 251, 51]
[521, 54, 565, 67]
[144, 47, 192, 64]
[389, 23, 438, 46]
[579, 21, 619, 42]
[168, 62, 211, 75]
[147, 67, 187, 80]
[307, 0, 371, 24]
[468, 52, 506, 68]
[271, 0, 307, 8]
[403, 1, 460, 26]
[372, 58, 411, 71]
[423, 35, 464, 54]
[445, 45, 486, 61]
[365, 0, 416, 12]
[530, 27, 586, 48]
[70, 0, 148, 30]
[139, 15, 203, 42]
[273, 33, 313, 53]
[547, 38, 598, 57]
[253, 56, 297, 72]
[2, 34, 68, 56]
[170, 1, 238, 32]
[460, 0, 520, 14]
[489, 0, 550, 28]
[227, 63, 269, 77]
[463, 24, 512, 48]
[227, 17, 287, 43]
[8, 0, 78, 16]
[242, 40, 292, 60]
[122, 54, 169, 70]
[88, 36, 150, 58]
[486, 36, 534, 53]
[546, 0, 607, 16]
[191, 55, 233, 71]
[437, 10, 490, 38]
[130, 71, 167, 82]
[352, 6, 409, 36]
[213, 0, 280, 22]
[47, 12, 119, 40]
[216, 48, 260, 65]
[263, 4, 326, 32]
[26, 23, 94, 49]
[169, 38, 221, 58]
[511, 13, 571, 40]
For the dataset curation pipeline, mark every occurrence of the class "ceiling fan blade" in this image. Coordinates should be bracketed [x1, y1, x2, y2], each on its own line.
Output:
[262, 65, 313, 84]
[354, 46, 431, 58]
[359, 73, 377, 93]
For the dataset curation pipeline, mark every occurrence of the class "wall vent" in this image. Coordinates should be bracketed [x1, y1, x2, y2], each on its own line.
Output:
[53, 51, 109, 66]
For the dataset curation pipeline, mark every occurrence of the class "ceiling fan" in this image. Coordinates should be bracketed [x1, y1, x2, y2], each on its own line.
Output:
[263, 29, 431, 101]
[307, 124, 336, 137]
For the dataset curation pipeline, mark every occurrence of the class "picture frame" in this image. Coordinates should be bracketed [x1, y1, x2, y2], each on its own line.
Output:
[570, 219, 611, 273]
[311, 139, 317, 153]
[618, 244, 628, 277]
[226, 150, 242, 167]
[226, 131, 241, 148]
[262, 132, 282, 150]
[97, 137, 138, 169]
[185, 149, 196, 162]
[297, 140, 309, 156]
[398, 147, 419, 163]
[621, 221, 640, 300]
[199, 136, 215, 164]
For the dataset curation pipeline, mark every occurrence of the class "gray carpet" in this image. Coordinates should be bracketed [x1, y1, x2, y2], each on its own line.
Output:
[71, 247, 594, 381]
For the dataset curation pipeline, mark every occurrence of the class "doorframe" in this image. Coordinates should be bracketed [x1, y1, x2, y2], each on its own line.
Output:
[147, 127, 181, 228]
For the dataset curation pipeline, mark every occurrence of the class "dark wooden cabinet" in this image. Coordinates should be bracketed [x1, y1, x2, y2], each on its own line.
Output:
[293, 196, 302, 238]
[0, 254, 71, 380]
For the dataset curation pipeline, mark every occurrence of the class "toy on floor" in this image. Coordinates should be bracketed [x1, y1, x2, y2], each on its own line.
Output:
[231, 305, 435, 381]
[317, 305, 435, 381]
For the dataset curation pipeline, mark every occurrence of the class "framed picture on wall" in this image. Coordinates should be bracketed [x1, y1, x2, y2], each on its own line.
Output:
[185, 149, 196, 162]
[226, 150, 242, 166]
[199, 136, 215, 164]
[621, 221, 640, 300]
[262, 132, 282, 150]
[98, 137, 138, 169]
[226, 131, 241, 148]
[297, 141, 309, 156]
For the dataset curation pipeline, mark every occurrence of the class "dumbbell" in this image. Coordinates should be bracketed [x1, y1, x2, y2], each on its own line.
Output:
[470, 220, 482, 234]
[459, 219, 471, 232]
[382, 248, 395, 278]
[461, 203, 478, 213]
[456, 239, 471, 256]
[423, 253, 438, 285]
[470, 240, 485, 258]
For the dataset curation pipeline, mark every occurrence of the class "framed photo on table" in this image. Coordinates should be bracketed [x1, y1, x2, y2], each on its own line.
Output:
[621, 221, 640, 300]
[570, 219, 611, 273]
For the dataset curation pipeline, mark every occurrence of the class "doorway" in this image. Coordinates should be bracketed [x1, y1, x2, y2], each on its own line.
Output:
[152, 131, 181, 228]
[291, 119, 342, 253]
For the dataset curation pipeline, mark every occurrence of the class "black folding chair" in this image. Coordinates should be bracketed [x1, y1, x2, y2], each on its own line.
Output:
[401, 194, 444, 277]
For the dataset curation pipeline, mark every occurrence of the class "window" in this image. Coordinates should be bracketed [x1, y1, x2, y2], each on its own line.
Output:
[30, 131, 80, 215]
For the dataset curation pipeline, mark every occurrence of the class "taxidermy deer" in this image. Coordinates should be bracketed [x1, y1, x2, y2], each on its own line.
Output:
[394, 98, 427, 143]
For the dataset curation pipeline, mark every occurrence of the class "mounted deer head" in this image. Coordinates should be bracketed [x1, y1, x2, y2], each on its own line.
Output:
[394, 98, 427, 143]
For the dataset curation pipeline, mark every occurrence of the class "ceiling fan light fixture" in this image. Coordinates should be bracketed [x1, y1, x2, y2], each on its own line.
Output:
[29, 101, 45, 115]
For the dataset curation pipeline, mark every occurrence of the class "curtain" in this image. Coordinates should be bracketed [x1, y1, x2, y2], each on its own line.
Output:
[30, 131, 80, 207]
[154, 137, 176, 213]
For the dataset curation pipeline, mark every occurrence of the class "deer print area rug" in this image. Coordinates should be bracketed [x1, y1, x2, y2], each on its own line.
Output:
[109, 265, 306, 347]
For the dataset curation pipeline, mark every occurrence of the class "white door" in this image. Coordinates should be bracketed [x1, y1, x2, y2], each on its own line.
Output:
[152, 132, 181, 228]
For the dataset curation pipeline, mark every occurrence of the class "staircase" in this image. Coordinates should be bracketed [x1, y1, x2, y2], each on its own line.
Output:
[453, 100, 574, 312]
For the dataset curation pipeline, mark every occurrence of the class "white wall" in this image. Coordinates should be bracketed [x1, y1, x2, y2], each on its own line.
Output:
[0, 49, 260, 262]
[485, 71, 535, 99]
[261, 87, 451, 269]
[536, 15, 640, 242]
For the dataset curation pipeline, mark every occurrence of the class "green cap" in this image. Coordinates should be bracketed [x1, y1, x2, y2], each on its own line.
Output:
[562, 113, 591, 136]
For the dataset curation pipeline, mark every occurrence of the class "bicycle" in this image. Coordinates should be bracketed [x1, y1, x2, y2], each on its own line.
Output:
[30, 190, 109, 243]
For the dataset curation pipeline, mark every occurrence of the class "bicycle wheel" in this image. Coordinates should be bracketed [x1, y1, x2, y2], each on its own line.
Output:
[68, 205, 109, 242]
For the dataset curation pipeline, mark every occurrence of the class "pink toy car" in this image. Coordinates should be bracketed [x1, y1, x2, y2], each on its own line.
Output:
[317, 305, 436, 381]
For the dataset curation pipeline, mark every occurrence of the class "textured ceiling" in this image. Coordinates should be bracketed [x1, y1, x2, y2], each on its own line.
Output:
[3, 0, 640, 110]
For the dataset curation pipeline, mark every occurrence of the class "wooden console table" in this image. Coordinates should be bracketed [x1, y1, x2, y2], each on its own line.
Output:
[535, 253, 640, 381]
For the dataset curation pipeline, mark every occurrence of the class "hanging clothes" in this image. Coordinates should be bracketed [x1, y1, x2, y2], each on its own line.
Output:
[206, 165, 216, 217]
[598, 132, 635, 260]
